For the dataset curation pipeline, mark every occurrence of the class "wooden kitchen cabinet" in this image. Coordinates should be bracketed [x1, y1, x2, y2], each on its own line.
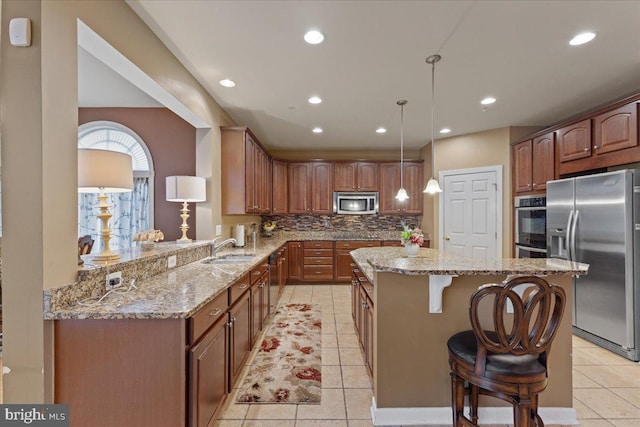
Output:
[288, 162, 333, 214]
[288, 163, 311, 213]
[287, 241, 304, 281]
[556, 119, 592, 164]
[335, 240, 381, 281]
[513, 132, 554, 195]
[272, 160, 288, 214]
[221, 127, 272, 214]
[189, 316, 228, 427]
[229, 282, 251, 390]
[351, 267, 374, 376]
[334, 161, 379, 191]
[303, 241, 335, 281]
[379, 161, 423, 214]
[310, 162, 334, 214]
[557, 103, 640, 175]
[249, 261, 269, 345]
[594, 103, 638, 155]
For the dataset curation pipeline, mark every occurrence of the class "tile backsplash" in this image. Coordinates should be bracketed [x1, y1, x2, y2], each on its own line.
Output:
[262, 214, 421, 231]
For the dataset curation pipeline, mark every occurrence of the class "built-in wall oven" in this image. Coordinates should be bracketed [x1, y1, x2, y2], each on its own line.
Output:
[514, 195, 547, 258]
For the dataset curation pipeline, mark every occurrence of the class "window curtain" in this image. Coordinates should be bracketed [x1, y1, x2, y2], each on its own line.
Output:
[78, 177, 149, 253]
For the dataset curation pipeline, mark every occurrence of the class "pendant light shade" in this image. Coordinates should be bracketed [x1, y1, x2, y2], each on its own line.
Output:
[395, 100, 409, 201]
[424, 54, 443, 195]
[424, 177, 442, 194]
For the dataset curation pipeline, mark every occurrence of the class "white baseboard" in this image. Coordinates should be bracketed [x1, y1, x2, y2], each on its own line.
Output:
[370, 397, 578, 426]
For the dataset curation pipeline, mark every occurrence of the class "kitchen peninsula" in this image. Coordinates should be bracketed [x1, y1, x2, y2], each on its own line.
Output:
[350, 246, 588, 426]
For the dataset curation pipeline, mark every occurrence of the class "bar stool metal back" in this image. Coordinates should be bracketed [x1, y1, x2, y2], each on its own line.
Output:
[447, 275, 566, 427]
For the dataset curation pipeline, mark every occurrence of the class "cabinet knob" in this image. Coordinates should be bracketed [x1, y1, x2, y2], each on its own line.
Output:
[584, 148, 589, 152]
[593, 145, 600, 150]
[532, 183, 537, 187]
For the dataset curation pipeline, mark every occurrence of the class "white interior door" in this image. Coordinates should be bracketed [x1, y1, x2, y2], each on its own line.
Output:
[441, 167, 501, 259]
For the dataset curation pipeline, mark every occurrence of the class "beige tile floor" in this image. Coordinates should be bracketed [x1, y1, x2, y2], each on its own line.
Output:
[215, 284, 640, 427]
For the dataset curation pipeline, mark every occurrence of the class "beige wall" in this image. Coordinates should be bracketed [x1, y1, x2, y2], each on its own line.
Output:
[421, 127, 537, 256]
[0, 0, 239, 402]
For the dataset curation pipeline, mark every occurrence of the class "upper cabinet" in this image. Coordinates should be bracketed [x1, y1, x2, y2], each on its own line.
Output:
[272, 160, 288, 214]
[594, 103, 638, 155]
[379, 161, 423, 214]
[288, 162, 333, 214]
[334, 162, 379, 192]
[513, 133, 554, 195]
[556, 119, 592, 164]
[221, 127, 272, 215]
[556, 102, 640, 176]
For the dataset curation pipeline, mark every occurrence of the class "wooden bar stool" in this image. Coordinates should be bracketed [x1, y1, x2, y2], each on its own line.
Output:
[447, 276, 566, 427]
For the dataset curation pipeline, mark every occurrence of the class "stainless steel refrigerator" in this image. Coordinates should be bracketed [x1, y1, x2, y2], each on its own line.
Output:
[547, 169, 640, 361]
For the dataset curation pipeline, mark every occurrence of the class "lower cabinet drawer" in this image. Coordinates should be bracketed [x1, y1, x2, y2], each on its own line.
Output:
[188, 291, 228, 345]
[304, 256, 333, 265]
[304, 248, 333, 257]
[303, 265, 334, 280]
[229, 274, 251, 306]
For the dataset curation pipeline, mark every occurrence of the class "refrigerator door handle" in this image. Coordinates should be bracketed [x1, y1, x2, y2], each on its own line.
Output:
[571, 210, 579, 262]
[566, 209, 574, 261]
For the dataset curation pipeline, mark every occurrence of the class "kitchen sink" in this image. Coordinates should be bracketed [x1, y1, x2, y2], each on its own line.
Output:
[201, 254, 255, 264]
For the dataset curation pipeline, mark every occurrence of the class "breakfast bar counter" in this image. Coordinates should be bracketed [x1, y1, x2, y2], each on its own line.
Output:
[350, 247, 588, 426]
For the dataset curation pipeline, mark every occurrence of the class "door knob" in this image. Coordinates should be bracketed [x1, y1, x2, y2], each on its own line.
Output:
[445, 236, 451, 241]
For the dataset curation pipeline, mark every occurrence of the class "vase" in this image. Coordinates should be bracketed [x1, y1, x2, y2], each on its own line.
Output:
[404, 243, 420, 258]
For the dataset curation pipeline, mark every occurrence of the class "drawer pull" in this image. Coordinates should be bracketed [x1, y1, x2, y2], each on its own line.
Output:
[209, 308, 222, 317]
[253, 271, 261, 276]
[238, 284, 248, 289]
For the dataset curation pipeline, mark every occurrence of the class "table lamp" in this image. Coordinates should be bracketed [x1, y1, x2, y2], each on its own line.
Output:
[78, 149, 133, 263]
[166, 176, 206, 243]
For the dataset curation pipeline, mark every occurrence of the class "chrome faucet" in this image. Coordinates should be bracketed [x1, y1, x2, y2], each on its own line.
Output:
[211, 237, 237, 257]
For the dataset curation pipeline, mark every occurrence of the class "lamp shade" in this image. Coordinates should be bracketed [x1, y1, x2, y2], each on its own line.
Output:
[424, 177, 443, 194]
[78, 149, 133, 193]
[166, 176, 206, 202]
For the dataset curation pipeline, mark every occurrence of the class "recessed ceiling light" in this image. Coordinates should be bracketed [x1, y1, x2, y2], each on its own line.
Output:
[481, 97, 496, 105]
[308, 96, 322, 104]
[376, 127, 387, 134]
[440, 128, 451, 134]
[312, 127, 323, 134]
[570, 32, 596, 46]
[304, 30, 324, 44]
[219, 79, 236, 88]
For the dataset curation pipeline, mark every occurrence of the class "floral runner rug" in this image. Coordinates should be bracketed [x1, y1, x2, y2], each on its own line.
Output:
[236, 303, 322, 404]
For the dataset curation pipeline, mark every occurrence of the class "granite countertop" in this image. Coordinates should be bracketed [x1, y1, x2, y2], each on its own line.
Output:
[47, 230, 407, 320]
[350, 247, 589, 285]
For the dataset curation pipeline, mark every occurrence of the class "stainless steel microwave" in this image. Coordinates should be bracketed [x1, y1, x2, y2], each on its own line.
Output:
[333, 192, 378, 215]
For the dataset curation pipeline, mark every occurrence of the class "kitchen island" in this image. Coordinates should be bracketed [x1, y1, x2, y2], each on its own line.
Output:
[350, 247, 588, 426]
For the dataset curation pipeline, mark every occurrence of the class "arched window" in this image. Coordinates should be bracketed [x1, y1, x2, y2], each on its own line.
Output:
[78, 121, 154, 253]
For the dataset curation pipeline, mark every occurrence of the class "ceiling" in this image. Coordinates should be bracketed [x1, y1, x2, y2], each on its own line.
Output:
[92, 0, 640, 151]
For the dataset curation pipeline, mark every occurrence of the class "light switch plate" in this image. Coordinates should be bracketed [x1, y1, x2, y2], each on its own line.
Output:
[215, 225, 222, 236]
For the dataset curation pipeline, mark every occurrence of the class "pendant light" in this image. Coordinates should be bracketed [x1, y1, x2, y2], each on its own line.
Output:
[424, 54, 443, 194]
[395, 100, 409, 201]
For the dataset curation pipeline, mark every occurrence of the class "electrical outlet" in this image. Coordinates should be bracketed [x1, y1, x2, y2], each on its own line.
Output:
[106, 271, 122, 291]
[167, 255, 177, 268]
[215, 224, 222, 236]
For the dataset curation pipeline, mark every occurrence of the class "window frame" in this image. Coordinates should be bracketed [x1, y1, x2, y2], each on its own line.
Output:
[78, 121, 155, 228]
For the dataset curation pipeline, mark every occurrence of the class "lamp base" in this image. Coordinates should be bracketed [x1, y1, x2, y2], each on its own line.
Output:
[176, 237, 192, 243]
[92, 253, 120, 263]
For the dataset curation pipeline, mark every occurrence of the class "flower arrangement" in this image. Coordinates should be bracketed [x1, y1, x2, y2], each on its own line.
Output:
[401, 225, 424, 246]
